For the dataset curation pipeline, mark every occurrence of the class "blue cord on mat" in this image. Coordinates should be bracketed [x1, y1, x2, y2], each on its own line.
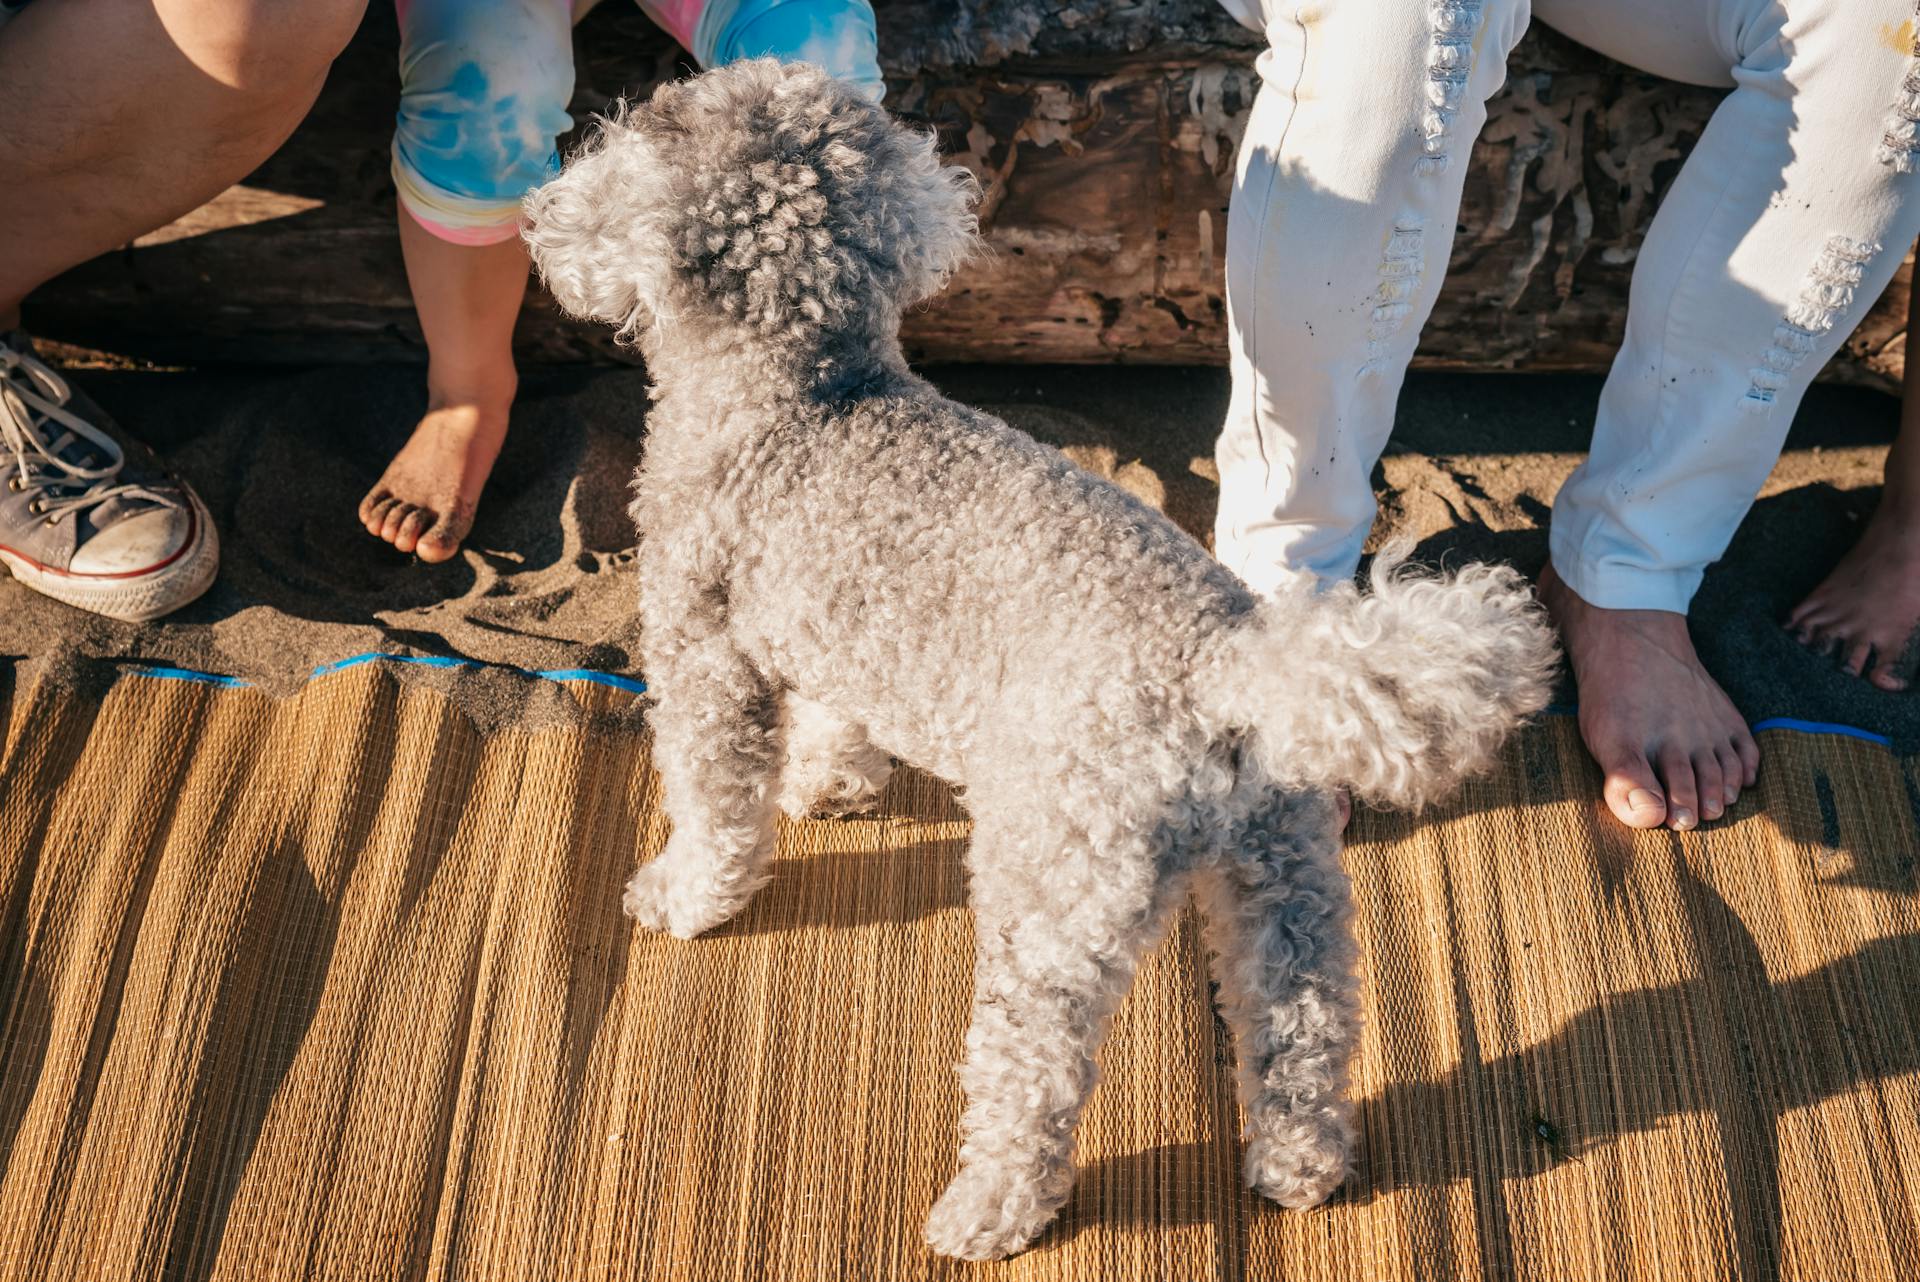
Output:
[310, 653, 483, 678]
[112, 665, 1898, 741]
[127, 652, 645, 695]
[128, 665, 254, 689]
[1542, 703, 1891, 746]
[1749, 716, 1891, 747]
[526, 667, 647, 692]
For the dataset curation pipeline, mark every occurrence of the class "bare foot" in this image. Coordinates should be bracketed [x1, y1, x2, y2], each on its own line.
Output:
[1785, 490, 1920, 691]
[359, 393, 510, 563]
[1539, 563, 1760, 832]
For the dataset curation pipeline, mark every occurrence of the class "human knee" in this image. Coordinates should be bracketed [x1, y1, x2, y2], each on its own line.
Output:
[700, 0, 885, 102]
[394, 0, 577, 240]
[169, 0, 369, 97]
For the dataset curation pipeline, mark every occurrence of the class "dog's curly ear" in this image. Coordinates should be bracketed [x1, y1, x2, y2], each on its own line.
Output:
[522, 105, 671, 338]
[873, 117, 981, 308]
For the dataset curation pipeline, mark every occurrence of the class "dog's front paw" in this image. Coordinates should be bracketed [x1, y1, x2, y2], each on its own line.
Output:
[1243, 1115, 1351, 1209]
[621, 861, 744, 939]
[923, 1162, 1070, 1261]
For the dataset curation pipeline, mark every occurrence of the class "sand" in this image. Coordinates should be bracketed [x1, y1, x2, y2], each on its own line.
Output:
[2, 362, 1913, 746]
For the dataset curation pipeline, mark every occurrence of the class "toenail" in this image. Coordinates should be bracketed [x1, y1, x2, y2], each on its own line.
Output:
[1669, 808, 1697, 830]
[1627, 788, 1662, 815]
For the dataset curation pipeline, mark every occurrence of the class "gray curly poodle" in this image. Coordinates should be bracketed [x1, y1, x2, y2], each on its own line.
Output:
[524, 59, 1558, 1261]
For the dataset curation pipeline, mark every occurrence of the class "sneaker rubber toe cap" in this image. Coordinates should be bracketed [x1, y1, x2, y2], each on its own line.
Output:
[67, 505, 192, 576]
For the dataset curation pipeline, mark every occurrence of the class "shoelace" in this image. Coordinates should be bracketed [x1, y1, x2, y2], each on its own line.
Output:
[0, 340, 172, 526]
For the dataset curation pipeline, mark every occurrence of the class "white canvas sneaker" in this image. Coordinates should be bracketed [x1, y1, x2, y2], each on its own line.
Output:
[0, 332, 219, 622]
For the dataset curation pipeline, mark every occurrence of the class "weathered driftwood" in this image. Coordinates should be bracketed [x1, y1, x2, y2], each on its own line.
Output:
[27, 0, 1912, 387]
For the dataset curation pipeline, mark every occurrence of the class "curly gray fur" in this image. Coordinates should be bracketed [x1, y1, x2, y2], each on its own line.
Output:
[524, 59, 1558, 1261]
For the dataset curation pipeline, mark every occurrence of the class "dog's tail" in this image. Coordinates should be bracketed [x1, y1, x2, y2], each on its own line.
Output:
[1200, 545, 1559, 810]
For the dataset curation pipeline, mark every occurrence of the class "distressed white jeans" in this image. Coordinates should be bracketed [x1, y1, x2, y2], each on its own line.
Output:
[1213, 0, 1920, 610]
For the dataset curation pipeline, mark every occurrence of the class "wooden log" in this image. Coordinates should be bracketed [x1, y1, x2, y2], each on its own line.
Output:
[25, 1, 1912, 389]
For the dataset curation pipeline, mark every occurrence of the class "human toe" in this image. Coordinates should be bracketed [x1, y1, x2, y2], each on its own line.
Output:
[380, 502, 416, 544]
[1714, 744, 1744, 809]
[415, 512, 468, 564]
[1785, 597, 1826, 634]
[393, 507, 430, 555]
[1692, 752, 1726, 821]
[361, 492, 398, 537]
[1792, 612, 1838, 652]
[1860, 625, 1918, 691]
[1788, 597, 1837, 640]
[1600, 749, 1668, 830]
[1655, 747, 1699, 831]
[1733, 731, 1761, 788]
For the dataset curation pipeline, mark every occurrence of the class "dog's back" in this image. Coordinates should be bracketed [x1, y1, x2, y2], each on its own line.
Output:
[665, 377, 1255, 786]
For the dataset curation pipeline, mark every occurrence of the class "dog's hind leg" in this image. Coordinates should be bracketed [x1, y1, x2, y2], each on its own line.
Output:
[1192, 786, 1359, 1209]
[624, 636, 783, 938]
[924, 807, 1182, 1261]
[775, 693, 895, 818]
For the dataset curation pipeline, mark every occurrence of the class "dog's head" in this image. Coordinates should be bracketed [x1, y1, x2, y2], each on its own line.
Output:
[523, 59, 978, 348]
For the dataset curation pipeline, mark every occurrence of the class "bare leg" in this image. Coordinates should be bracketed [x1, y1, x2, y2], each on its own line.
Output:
[924, 807, 1179, 1261]
[358, 215, 527, 562]
[1787, 266, 1920, 690]
[0, 0, 367, 319]
[1192, 787, 1358, 1207]
[775, 693, 894, 818]
[623, 638, 783, 938]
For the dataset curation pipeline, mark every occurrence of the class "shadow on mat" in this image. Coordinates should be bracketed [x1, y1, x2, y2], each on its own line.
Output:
[1042, 1141, 1236, 1256]
[651, 768, 971, 935]
[1764, 753, 1920, 898]
[0, 668, 114, 1167]
[164, 764, 640, 1277]
[1359, 861, 1919, 1279]
[1345, 863, 1920, 1279]
[1065, 864, 1920, 1280]
[715, 836, 971, 934]
[162, 838, 340, 1280]
[0, 970, 51, 1188]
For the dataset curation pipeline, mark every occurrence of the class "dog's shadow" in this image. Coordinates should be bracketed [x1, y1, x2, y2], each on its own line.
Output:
[1045, 862, 1920, 1281]
[719, 834, 972, 933]
[699, 768, 972, 934]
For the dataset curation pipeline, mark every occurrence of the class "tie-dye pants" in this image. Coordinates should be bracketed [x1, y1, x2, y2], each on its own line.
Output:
[392, 0, 883, 245]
